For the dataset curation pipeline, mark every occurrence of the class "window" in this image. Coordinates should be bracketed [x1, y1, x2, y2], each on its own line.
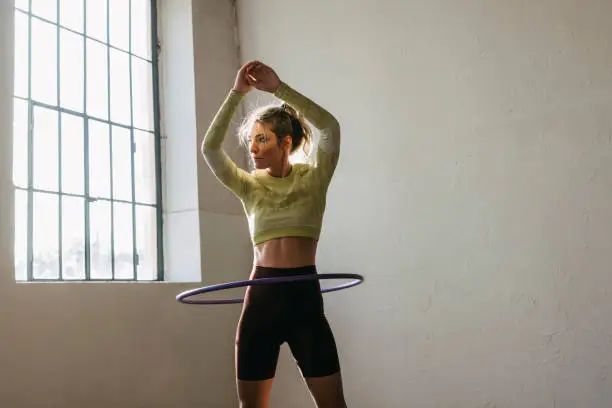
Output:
[12, 0, 163, 281]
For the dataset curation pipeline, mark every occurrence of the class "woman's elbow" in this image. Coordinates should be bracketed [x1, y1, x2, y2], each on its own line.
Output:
[329, 120, 341, 149]
[201, 138, 218, 156]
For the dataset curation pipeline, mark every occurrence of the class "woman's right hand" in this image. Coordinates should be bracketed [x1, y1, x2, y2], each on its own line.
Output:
[233, 60, 258, 94]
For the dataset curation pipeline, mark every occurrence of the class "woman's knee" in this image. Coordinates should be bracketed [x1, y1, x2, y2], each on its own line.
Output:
[237, 378, 274, 408]
[305, 371, 347, 408]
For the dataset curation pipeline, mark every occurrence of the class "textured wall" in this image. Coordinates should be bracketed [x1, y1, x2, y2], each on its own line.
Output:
[237, 0, 612, 406]
[0, 0, 249, 406]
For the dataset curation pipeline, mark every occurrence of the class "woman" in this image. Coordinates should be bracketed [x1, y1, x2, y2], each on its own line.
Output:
[201, 60, 346, 408]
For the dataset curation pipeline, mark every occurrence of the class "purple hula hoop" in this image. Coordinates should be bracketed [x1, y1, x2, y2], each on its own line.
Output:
[176, 273, 364, 305]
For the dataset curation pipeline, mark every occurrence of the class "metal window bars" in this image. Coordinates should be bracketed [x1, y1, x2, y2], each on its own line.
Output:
[13, 0, 164, 281]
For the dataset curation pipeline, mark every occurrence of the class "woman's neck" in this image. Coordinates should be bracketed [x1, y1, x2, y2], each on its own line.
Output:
[266, 162, 292, 178]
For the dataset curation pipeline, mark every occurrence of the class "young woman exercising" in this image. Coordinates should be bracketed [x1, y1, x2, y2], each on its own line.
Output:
[201, 60, 346, 408]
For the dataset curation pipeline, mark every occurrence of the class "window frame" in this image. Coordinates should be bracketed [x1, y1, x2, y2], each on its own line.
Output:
[12, 0, 164, 282]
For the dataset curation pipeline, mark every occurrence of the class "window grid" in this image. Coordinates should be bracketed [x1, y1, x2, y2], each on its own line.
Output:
[14, 8, 153, 64]
[13, 0, 164, 282]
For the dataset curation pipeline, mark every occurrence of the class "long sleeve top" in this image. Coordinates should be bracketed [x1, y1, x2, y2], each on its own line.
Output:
[201, 81, 340, 245]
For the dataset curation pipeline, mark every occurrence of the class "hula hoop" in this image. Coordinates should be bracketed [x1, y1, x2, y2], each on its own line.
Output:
[176, 273, 364, 305]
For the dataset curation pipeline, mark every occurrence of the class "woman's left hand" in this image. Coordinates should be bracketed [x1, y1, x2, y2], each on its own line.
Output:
[246, 61, 281, 93]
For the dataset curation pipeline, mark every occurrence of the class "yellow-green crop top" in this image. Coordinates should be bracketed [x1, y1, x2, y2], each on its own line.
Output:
[201, 82, 340, 245]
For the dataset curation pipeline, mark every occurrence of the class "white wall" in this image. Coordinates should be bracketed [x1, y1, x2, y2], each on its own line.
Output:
[0, 0, 252, 406]
[160, 0, 252, 283]
[237, 0, 612, 407]
[158, 0, 203, 282]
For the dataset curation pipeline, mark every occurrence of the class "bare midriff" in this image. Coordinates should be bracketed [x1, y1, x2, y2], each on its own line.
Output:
[252, 236, 318, 268]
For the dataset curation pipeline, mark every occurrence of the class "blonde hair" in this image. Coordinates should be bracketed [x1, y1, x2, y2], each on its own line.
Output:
[238, 102, 312, 162]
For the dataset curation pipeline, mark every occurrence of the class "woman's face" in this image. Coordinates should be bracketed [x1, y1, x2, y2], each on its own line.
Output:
[248, 122, 289, 170]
